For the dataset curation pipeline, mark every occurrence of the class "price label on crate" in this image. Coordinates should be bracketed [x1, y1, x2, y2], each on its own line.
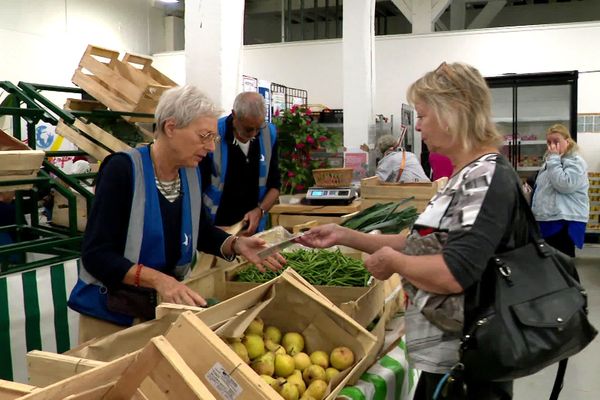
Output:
[205, 362, 242, 400]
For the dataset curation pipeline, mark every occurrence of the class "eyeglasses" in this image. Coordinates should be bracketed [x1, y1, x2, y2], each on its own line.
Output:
[198, 131, 220, 144]
[240, 121, 268, 136]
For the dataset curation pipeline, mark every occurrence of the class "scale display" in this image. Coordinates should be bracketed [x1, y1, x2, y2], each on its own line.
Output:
[306, 187, 356, 202]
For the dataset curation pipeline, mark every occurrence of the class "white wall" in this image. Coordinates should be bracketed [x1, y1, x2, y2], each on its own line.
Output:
[0, 0, 164, 89]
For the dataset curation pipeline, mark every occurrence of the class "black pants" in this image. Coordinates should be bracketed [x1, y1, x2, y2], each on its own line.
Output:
[414, 371, 512, 400]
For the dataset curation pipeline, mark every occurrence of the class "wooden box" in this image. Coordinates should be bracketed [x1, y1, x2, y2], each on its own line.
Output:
[0, 129, 45, 192]
[72, 45, 177, 123]
[51, 190, 88, 231]
[55, 119, 131, 161]
[23, 336, 217, 400]
[360, 176, 448, 212]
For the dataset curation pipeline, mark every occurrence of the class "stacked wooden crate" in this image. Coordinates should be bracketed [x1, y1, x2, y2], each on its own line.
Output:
[360, 176, 448, 212]
[0, 129, 45, 192]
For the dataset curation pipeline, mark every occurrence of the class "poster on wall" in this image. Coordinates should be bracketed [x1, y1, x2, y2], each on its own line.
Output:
[28, 122, 79, 173]
[258, 80, 272, 122]
[344, 150, 368, 184]
[242, 75, 258, 92]
[272, 92, 286, 118]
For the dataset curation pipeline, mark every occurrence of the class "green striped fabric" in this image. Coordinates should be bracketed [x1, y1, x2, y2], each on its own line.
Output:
[338, 338, 420, 400]
[0, 259, 80, 382]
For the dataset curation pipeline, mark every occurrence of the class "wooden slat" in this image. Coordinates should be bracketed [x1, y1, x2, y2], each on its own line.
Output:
[73, 119, 131, 153]
[27, 350, 104, 387]
[72, 70, 134, 112]
[62, 383, 113, 400]
[0, 379, 36, 400]
[64, 99, 107, 112]
[0, 151, 45, 173]
[82, 45, 120, 63]
[56, 120, 111, 161]
[79, 54, 142, 105]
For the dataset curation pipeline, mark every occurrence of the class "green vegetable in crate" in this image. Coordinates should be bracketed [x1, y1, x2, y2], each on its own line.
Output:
[235, 249, 371, 287]
[341, 199, 418, 234]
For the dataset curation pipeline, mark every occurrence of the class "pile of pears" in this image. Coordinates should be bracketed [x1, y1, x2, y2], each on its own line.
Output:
[228, 317, 356, 400]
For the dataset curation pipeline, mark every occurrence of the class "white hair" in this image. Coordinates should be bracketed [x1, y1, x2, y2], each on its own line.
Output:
[155, 85, 220, 133]
[232, 92, 266, 119]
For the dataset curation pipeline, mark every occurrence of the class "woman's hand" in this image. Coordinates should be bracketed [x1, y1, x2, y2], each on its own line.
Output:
[236, 236, 286, 272]
[547, 141, 561, 156]
[295, 223, 346, 249]
[364, 246, 400, 280]
[153, 274, 207, 307]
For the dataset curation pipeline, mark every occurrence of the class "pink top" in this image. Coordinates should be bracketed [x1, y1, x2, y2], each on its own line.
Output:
[429, 152, 453, 180]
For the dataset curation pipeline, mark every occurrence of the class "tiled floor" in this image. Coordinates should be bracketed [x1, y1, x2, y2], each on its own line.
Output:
[513, 243, 600, 399]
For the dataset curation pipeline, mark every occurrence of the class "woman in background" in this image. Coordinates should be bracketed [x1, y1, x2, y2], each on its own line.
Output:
[531, 123, 589, 259]
[375, 134, 430, 183]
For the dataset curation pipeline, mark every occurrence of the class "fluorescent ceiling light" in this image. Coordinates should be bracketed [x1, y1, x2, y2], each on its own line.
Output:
[159, 0, 179, 3]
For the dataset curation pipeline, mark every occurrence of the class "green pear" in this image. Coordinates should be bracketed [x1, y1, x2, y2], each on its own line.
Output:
[293, 352, 311, 371]
[274, 353, 296, 378]
[282, 332, 305, 355]
[304, 379, 327, 400]
[309, 350, 329, 369]
[229, 341, 250, 364]
[302, 364, 327, 385]
[330, 346, 355, 370]
[299, 395, 317, 400]
[245, 317, 264, 336]
[252, 351, 275, 376]
[279, 382, 300, 400]
[260, 374, 283, 392]
[287, 370, 306, 395]
[265, 338, 286, 355]
[325, 367, 339, 382]
[264, 325, 282, 344]
[243, 334, 265, 360]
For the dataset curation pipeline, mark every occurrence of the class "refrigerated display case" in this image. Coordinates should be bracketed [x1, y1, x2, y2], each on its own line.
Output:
[486, 71, 578, 179]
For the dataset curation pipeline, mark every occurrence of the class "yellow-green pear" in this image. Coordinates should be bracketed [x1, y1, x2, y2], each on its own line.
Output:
[279, 382, 300, 400]
[229, 341, 250, 364]
[325, 367, 340, 382]
[302, 364, 327, 385]
[299, 395, 318, 400]
[243, 334, 265, 360]
[264, 325, 282, 344]
[293, 352, 311, 371]
[309, 350, 329, 369]
[304, 379, 327, 400]
[330, 346, 355, 370]
[252, 351, 275, 376]
[260, 374, 283, 392]
[282, 332, 305, 355]
[274, 353, 296, 378]
[287, 370, 306, 395]
[265, 338, 286, 355]
[245, 317, 264, 336]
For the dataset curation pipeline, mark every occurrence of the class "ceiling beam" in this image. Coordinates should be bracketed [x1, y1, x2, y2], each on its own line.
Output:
[468, 0, 506, 29]
[432, 0, 452, 21]
[390, 0, 413, 23]
[450, 0, 466, 30]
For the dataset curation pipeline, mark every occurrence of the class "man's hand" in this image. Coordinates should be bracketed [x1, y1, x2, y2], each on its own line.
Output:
[240, 208, 263, 236]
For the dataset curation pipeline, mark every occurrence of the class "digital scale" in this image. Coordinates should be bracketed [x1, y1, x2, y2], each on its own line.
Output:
[305, 186, 357, 205]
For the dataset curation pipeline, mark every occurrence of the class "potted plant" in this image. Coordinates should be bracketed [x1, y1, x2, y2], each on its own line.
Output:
[274, 105, 342, 200]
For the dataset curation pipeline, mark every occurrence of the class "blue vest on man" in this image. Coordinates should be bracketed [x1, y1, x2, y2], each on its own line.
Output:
[68, 146, 201, 326]
[203, 115, 276, 232]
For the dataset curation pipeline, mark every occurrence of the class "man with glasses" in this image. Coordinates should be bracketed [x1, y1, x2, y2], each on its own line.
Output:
[202, 92, 280, 235]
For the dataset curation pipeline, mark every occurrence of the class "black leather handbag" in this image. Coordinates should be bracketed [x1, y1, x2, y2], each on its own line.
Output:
[106, 284, 158, 321]
[460, 185, 597, 383]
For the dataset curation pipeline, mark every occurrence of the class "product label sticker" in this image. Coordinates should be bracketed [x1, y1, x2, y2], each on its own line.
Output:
[205, 362, 242, 400]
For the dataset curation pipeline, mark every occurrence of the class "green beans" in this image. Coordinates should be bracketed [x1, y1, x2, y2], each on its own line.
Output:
[235, 249, 370, 287]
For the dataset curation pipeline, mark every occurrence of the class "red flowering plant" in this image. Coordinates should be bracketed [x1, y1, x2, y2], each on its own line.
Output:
[274, 105, 342, 195]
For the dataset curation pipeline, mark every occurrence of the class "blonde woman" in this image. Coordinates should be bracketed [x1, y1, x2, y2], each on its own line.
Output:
[531, 124, 589, 258]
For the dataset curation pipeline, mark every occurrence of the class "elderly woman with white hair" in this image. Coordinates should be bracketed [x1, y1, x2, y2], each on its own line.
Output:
[375, 134, 430, 183]
[68, 85, 285, 343]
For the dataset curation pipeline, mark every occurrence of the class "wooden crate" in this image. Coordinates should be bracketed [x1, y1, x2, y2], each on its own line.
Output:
[360, 176, 448, 211]
[55, 118, 131, 161]
[23, 336, 216, 400]
[72, 45, 177, 123]
[51, 190, 88, 231]
[0, 380, 35, 400]
[0, 129, 45, 192]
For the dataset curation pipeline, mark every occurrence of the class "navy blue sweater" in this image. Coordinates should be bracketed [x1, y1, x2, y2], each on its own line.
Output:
[81, 153, 229, 287]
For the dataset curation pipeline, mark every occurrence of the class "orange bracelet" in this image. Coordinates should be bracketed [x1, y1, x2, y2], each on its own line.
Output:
[134, 263, 144, 287]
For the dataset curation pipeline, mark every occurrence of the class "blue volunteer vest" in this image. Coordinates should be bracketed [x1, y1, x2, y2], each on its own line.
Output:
[68, 146, 202, 326]
[203, 115, 276, 232]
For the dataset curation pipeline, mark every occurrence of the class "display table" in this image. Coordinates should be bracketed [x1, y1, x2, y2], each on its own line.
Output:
[269, 200, 362, 230]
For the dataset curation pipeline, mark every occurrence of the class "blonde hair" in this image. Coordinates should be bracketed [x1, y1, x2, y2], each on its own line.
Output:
[407, 62, 502, 151]
[547, 123, 578, 155]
